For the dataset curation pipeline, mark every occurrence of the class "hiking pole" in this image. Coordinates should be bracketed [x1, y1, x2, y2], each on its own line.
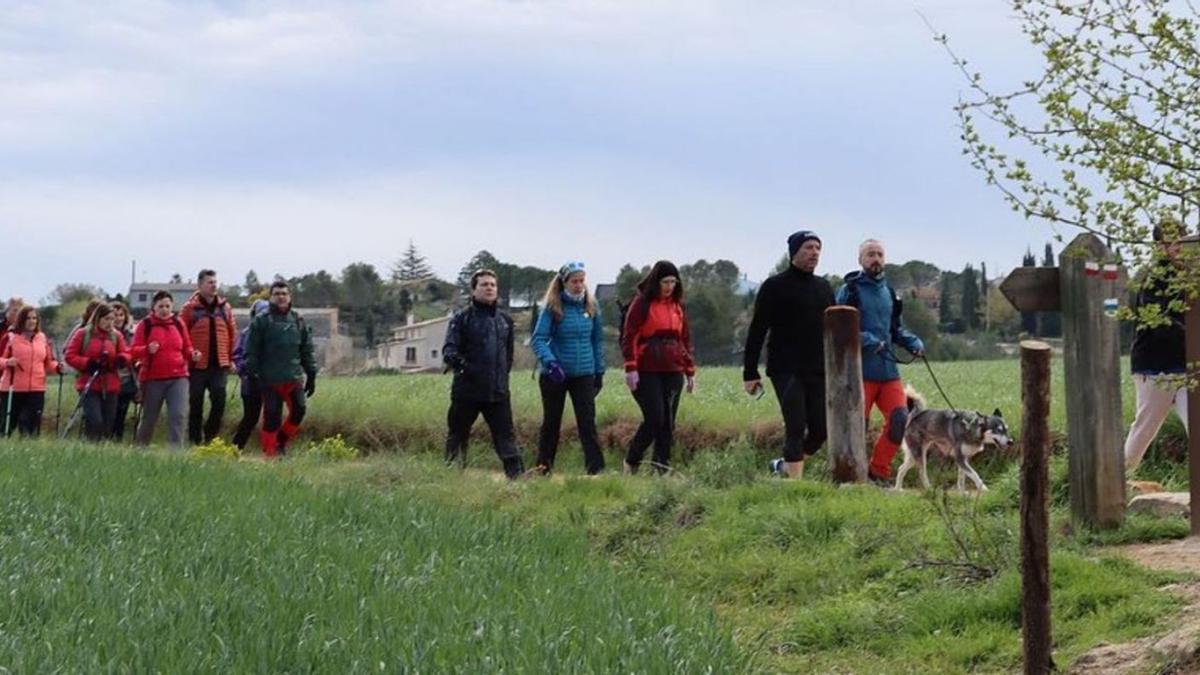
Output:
[3, 371, 14, 437]
[61, 369, 100, 439]
[55, 372, 63, 437]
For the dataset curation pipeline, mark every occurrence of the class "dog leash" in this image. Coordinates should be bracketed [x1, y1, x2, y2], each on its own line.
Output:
[881, 348, 959, 414]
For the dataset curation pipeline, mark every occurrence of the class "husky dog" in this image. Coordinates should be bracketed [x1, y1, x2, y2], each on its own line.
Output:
[893, 388, 1013, 492]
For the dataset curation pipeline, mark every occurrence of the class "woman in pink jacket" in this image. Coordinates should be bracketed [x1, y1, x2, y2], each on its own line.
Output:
[0, 306, 64, 436]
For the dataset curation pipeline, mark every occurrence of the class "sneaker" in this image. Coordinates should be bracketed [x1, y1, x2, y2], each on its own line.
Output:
[768, 457, 786, 476]
[532, 464, 551, 477]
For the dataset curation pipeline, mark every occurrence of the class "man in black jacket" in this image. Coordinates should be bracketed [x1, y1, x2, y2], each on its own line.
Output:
[443, 269, 525, 479]
[1124, 224, 1190, 473]
[743, 231, 836, 478]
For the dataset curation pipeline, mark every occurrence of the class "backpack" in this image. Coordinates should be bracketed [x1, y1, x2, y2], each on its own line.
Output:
[842, 271, 903, 338]
[81, 326, 119, 354]
[140, 315, 187, 347]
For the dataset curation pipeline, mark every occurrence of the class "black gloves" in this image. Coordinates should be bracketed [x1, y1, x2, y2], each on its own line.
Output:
[304, 371, 317, 398]
[593, 372, 604, 394]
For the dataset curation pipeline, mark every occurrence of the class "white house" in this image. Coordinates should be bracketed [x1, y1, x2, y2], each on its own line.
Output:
[127, 283, 196, 312]
[370, 313, 454, 372]
[231, 307, 353, 373]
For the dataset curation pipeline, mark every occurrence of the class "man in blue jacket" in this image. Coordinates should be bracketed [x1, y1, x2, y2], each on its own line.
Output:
[836, 239, 925, 484]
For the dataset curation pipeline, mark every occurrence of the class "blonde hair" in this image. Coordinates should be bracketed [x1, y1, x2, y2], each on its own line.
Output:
[541, 273, 597, 321]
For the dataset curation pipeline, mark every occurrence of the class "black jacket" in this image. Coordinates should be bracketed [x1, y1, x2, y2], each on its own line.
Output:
[743, 266, 836, 380]
[443, 300, 515, 402]
[1131, 265, 1186, 375]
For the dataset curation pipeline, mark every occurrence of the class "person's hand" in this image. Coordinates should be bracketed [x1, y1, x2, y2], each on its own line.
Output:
[913, 348, 925, 358]
[593, 372, 604, 394]
[148, 341, 160, 355]
[686, 374, 695, 394]
[55, 363, 65, 375]
[545, 361, 567, 385]
[3, 357, 15, 368]
[304, 372, 317, 398]
[192, 350, 202, 362]
[743, 379, 761, 395]
[115, 354, 129, 368]
[625, 371, 639, 391]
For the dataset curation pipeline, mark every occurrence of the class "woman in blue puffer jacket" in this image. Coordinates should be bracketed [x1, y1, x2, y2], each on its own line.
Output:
[530, 261, 606, 475]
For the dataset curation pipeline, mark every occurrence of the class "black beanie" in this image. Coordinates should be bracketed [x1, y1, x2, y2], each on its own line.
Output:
[788, 230, 821, 258]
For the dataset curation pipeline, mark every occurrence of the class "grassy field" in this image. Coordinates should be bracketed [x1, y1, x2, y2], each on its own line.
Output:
[14, 357, 1194, 672]
[295, 359, 1188, 481]
[0, 442, 745, 673]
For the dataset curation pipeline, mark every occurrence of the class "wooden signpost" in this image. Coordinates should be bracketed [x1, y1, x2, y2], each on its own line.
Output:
[824, 306, 868, 483]
[1000, 233, 1127, 529]
[1181, 236, 1200, 537]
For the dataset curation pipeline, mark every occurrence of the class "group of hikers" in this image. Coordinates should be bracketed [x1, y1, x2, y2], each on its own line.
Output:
[0, 226, 1189, 480]
[444, 227, 1190, 483]
[0, 272, 317, 457]
[443, 231, 937, 482]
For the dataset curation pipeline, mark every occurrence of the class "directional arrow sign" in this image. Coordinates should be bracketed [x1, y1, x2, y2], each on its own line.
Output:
[1000, 267, 1062, 313]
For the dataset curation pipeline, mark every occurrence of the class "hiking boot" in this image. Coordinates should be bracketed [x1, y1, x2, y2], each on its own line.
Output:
[622, 460, 638, 475]
[532, 464, 551, 477]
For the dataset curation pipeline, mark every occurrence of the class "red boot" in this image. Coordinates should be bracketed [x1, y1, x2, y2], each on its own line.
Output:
[260, 429, 279, 458]
[278, 421, 301, 454]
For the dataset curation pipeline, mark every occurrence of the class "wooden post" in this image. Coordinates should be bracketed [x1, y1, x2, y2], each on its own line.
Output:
[1059, 233, 1126, 528]
[1188, 289, 1200, 538]
[1020, 341, 1054, 674]
[824, 306, 867, 483]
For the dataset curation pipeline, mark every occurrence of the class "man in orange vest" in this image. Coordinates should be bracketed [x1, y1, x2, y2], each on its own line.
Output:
[180, 269, 237, 445]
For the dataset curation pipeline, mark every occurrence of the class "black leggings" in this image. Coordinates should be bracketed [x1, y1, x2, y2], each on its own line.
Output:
[536, 375, 604, 474]
[626, 372, 684, 472]
[770, 374, 827, 462]
[231, 388, 263, 450]
[4, 392, 46, 436]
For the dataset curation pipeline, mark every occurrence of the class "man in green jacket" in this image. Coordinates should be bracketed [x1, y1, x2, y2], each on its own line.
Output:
[244, 280, 316, 457]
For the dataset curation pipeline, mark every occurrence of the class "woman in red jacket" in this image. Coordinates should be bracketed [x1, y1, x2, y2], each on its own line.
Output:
[0, 306, 64, 436]
[619, 260, 696, 474]
[64, 303, 130, 441]
[130, 291, 199, 447]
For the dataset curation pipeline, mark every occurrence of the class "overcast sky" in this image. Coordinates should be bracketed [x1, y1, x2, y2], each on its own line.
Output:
[1, 1, 1062, 303]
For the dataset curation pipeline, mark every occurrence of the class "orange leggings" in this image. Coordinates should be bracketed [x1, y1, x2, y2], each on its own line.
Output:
[864, 379, 908, 479]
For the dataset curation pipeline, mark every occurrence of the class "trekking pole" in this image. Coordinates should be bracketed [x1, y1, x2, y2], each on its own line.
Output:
[61, 369, 100, 439]
[3, 372, 14, 437]
[55, 372, 63, 437]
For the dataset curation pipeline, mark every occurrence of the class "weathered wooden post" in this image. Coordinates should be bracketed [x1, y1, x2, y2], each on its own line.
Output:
[1060, 233, 1126, 528]
[1020, 340, 1053, 674]
[824, 306, 867, 483]
[1182, 235, 1200, 537]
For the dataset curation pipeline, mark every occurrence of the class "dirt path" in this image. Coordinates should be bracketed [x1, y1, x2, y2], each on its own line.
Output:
[1070, 538, 1200, 674]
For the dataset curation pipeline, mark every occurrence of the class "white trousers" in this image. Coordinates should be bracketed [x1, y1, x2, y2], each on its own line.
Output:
[1124, 374, 1189, 473]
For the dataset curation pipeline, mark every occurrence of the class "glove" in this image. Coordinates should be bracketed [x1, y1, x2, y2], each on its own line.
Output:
[115, 354, 129, 368]
[304, 371, 317, 398]
[545, 361, 567, 385]
[86, 358, 101, 373]
[593, 372, 604, 394]
[625, 371, 639, 391]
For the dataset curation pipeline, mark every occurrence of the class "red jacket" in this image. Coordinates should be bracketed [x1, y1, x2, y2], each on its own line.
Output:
[131, 315, 194, 382]
[180, 293, 236, 369]
[620, 295, 696, 375]
[64, 327, 130, 394]
[0, 332, 60, 392]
